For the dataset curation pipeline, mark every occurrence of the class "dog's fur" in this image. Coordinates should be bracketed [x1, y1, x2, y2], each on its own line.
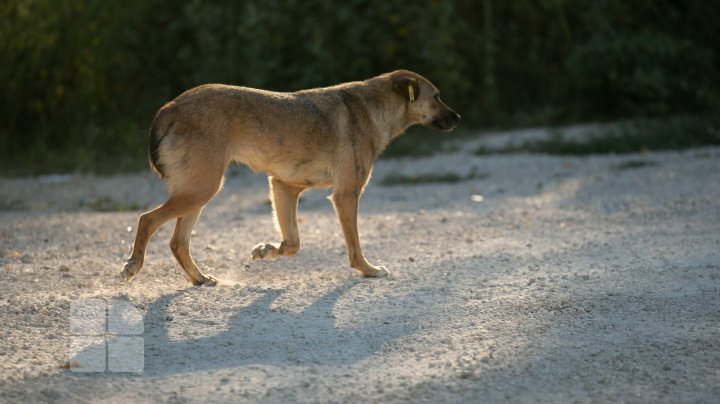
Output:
[122, 70, 460, 285]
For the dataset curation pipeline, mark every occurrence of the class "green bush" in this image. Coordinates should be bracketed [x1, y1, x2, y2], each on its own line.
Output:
[568, 31, 716, 117]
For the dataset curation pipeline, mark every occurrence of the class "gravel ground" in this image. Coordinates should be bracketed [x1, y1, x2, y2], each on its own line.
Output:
[1, 126, 719, 403]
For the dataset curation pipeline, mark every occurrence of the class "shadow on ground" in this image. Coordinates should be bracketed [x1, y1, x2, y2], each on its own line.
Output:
[140, 279, 419, 375]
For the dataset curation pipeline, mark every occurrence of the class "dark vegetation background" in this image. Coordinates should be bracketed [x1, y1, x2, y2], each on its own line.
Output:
[2, 0, 719, 174]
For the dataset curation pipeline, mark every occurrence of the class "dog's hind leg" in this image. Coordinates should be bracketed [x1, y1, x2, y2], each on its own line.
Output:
[170, 209, 217, 286]
[122, 172, 223, 284]
[251, 177, 304, 260]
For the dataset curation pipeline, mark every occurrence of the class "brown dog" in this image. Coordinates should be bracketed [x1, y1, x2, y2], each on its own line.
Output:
[122, 70, 460, 285]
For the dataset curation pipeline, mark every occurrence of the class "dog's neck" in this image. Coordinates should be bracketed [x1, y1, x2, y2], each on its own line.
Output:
[358, 80, 416, 152]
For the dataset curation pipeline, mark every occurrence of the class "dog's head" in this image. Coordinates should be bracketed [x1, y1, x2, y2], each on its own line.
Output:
[389, 70, 461, 132]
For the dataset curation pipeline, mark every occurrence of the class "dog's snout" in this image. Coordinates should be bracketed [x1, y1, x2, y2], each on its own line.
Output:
[445, 110, 461, 128]
[430, 108, 461, 132]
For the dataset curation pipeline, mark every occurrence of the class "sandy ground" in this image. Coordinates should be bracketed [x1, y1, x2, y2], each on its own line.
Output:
[1, 126, 719, 403]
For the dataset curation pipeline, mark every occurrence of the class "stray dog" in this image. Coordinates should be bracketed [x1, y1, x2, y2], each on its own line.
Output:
[122, 70, 460, 285]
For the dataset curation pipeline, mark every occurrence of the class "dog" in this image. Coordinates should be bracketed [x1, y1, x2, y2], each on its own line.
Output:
[121, 70, 460, 285]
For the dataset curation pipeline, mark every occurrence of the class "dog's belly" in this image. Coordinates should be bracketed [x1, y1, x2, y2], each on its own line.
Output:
[230, 136, 334, 188]
[271, 158, 333, 188]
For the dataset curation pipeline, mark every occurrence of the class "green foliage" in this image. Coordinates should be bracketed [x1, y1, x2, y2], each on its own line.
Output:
[568, 31, 715, 117]
[1, 0, 719, 173]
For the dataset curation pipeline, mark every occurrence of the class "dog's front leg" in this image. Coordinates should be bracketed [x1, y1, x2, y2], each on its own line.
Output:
[252, 177, 304, 260]
[331, 190, 389, 277]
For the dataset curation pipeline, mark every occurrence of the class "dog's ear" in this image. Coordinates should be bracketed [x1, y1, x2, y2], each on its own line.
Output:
[392, 74, 420, 103]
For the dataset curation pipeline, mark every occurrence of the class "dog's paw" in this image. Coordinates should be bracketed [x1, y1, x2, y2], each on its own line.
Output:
[193, 274, 218, 287]
[121, 258, 142, 282]
[361, 265, 390, 278]
[251, 243, 280, 260]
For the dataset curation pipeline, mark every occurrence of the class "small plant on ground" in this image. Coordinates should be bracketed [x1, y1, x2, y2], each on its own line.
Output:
[613, 160, 659, 170]
[475, 116, 720, 156]
[380, 167, 487, 186]
[89, 196, 143, 212]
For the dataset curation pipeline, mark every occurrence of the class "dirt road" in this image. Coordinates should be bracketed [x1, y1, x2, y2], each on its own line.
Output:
[1, 128, 719, 402]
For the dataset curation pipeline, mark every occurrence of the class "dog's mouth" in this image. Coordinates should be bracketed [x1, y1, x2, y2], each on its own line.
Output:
[430, 111, 461, 132]
[431, 120, 457, 132]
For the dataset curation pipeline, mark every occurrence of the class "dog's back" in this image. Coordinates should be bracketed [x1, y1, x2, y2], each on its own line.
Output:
[148, 80, 389, 187]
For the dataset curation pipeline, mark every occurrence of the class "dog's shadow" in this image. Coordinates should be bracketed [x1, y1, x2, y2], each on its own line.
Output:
[141, 279, 414, 375]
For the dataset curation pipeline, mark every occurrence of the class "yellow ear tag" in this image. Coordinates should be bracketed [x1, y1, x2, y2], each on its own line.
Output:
[408, 85, 415, 102]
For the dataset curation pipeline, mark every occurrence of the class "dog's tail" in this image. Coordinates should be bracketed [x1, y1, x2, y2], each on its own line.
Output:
[148, 120, 166, 179]
[148, 106, 176, 179]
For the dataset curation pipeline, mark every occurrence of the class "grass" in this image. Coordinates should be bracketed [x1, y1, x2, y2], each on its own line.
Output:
[89, 196, 144, 212]
[474, 116, 720, 156]
[613, 160, 659, 170]
[380, 166, 487, 186]
[381, 126, 459, 158]
[0, 197, 26, 211]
